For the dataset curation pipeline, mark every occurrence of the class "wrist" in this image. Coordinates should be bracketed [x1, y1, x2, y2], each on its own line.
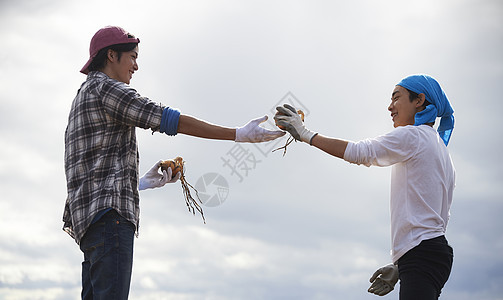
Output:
[235, 127, 244, 142]
[300, 129, 318, 145]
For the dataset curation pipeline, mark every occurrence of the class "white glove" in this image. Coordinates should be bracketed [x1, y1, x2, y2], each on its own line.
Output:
[368, 263, 399, 296]
[139, 160, 181, 191]
[274, 104, 317, 144]
[235, 115, 285, 143]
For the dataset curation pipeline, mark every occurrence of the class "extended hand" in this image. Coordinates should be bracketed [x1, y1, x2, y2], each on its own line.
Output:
[274, 104, 317, 144]
[139, 160, 181, 191]
[368, 264, 399, 296]
[235, 115, 285, 142]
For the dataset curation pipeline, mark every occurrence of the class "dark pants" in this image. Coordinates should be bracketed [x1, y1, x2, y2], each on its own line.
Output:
[397, 235, 453, 300]
[80, 210, 135, 300]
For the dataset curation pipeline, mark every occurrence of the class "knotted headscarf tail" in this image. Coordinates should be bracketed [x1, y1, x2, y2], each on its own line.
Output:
[397, 74, 455, 146]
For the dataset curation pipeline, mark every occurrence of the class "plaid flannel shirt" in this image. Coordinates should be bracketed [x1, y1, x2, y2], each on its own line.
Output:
[64, 71, 164, 244]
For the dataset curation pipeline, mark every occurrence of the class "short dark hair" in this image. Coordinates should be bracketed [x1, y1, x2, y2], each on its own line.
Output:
[88, 42, 138, 72]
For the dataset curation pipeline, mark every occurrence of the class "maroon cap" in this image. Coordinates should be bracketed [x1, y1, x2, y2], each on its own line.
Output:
[80, 26, 140, 74]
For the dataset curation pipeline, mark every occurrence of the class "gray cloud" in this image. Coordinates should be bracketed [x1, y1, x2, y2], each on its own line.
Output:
[1, 0, 502, 299]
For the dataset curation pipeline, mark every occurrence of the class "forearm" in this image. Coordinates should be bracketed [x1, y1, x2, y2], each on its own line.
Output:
[310, 134, 349, 159]
[177, 114, 236, 140]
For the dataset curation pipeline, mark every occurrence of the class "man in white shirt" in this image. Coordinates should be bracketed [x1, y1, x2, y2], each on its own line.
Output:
[275, 74, 455, 300]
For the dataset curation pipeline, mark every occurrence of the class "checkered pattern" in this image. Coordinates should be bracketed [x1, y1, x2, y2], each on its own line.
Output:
[63, 71, 164, 244]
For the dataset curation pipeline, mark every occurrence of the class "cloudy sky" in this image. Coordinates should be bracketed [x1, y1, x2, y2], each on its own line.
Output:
[1, 0, 502, 299]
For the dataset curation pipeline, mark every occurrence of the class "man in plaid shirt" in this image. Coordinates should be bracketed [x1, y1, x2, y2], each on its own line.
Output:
[64, 26, 284, 300]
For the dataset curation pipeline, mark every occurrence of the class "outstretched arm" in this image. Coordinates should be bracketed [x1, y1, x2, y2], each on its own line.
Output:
[310, 134, 349, 159]
[177, 114, 236, 140]
[275, 104, 349, 159]
[177, 114, 285, 142]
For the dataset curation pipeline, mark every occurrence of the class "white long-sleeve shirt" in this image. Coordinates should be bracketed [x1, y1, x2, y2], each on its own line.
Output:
[343, 125, 455, 263]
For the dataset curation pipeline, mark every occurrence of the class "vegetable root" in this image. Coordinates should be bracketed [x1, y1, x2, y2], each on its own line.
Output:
[273, 109, 305, 156]
[160, 157, 206, 223]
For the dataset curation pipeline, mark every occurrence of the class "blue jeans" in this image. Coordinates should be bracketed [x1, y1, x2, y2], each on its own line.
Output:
[397, 235, 454, 300]
[80, 210, 135, 300]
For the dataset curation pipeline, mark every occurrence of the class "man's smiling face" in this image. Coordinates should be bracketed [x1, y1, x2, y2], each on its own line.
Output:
[107, 46, 139, 84]
[388, 86, 420, 128]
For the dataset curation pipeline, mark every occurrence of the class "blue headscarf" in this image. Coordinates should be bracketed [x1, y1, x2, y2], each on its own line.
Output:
[397, 74, 454, 146]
